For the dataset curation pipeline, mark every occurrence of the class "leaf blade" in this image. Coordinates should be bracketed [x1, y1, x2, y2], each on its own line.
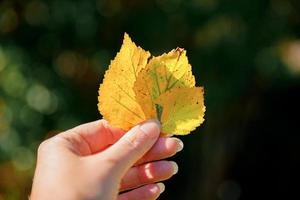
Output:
[98, 33, 151, 130]
[155, 87, 205, 135]
[134, 48, 195, 120]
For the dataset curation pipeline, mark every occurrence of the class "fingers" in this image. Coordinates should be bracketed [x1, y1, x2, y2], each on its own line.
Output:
[136, 137, 183, 165]
[120, 160, 178, 191]
[97, 120, 160, 177]
[59, 119, 125, 155]
[118, 183, 165, 200]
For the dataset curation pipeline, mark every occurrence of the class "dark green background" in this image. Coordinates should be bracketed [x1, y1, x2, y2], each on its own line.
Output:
[1, 0, 300, 199]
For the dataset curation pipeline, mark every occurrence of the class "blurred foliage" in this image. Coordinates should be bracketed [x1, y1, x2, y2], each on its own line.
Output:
[0, 0, 300, 199]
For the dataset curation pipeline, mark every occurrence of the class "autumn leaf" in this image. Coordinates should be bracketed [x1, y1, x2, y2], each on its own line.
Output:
[155, 87, 205, 135]
[133, 48, 195, 120]
[98, 33, 150, 130]
[98, 33, 205, 135]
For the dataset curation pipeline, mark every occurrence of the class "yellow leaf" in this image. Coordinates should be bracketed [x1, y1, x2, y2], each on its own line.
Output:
[133, 48, 195, 120]
[98, 34, 205, 135]
[98, 33, 151, 130]
[155, 87, 205, 135]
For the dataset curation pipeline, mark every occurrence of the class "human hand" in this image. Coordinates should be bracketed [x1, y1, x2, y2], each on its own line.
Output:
[30, 119, 183, 200]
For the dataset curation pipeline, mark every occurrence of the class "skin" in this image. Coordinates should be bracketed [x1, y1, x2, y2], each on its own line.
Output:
[31, 119, 183, 200]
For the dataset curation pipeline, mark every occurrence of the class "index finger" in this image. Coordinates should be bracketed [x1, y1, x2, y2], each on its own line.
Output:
[62, 119, 125, 154]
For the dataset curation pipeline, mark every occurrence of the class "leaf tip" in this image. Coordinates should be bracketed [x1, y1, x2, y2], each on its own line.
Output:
[123, 32, 133, 45]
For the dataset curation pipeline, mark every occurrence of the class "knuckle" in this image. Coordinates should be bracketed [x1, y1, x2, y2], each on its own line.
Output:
[123, 136, 140, 152]
[37, 140, 50, 155]
[140, 127, 157, 141]
[37, 140, 49, 157]
[37, 137, 61, 155]
[104, 156, 119, 166]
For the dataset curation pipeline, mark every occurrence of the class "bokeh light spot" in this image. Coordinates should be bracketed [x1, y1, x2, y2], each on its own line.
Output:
[26, 84, 58, 114]
[1, 67, 28, 97]
[20, 106, 43, 127]
[194, 16, 245, 48]
[280, 40, 300, 75]
[55, 51, 79, 78]
[11, 147, 35, 171]
[0, 128, 20, 155]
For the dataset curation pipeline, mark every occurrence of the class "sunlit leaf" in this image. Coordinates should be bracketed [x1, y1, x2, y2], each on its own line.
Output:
[133, 48, 195, 120]
[98, 33, 151, 130]
[155, 87, 205, 135]
[98, 33, 205, 134]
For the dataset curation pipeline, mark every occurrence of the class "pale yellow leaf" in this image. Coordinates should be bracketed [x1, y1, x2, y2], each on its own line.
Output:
[133, 48, 195, 119]
[155, 87, 205, 135]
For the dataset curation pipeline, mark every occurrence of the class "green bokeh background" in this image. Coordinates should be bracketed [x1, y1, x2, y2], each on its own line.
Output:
[1, 0, 300, 199]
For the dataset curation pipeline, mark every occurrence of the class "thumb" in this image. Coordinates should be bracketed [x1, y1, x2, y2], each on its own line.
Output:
[98, 119, 160, 177]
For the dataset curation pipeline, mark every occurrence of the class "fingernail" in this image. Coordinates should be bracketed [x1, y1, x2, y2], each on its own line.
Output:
[157, 182, 165, 194]
[170, 161, 178, 174]
[139, 119, 161, 134]
[175, 138, 184, 152]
